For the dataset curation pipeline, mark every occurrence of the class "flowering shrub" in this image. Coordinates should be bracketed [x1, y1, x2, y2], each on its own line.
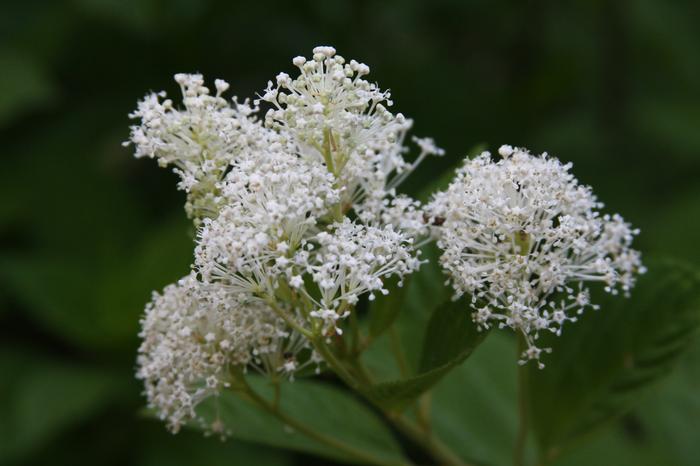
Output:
[125, 47, 697, 466]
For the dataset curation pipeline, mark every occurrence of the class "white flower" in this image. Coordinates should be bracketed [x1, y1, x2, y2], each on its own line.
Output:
[125, 74, 263, 222]
[309, 308, 351, 336]
[136, 273, 310, 432]
[258, 47, 441, 235]
[126, 47, 437, 236]
[357, 193, 431, 241]
[194, 148, 340, 296]
[305, 218, 421, 314]
[427, 146, 645, 367]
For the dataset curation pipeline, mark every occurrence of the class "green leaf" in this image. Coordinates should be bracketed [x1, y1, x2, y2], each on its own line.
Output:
[194, 377, 408, 466]
[368, 276, 407, 339]
[395, 242, 452, 369]
[362, 242, 490, 411]
[0, 348, 123, 463]
[366, 299, 488, 411]
[430, 333, 519, 466]
[528, 258, 700, 461]
[631, 337, 700, 466]
[549, 422, 670, 466]
[418, 297, 486, 372]
[363, 243, 448, 380]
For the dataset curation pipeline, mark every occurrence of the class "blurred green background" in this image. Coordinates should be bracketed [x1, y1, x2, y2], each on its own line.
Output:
[1, 0, 699, 465]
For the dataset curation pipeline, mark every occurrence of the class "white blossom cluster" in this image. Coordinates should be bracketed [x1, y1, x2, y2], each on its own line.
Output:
[258, 46, 443, 232]
[195, 169, 420, 335]
[125, 74, 262, 223]
[129, 44, 646, 431]
[136, 273, 312, 432]
[194, 146, 340, 296]
[129, 46, 433, 430]
[427, 145, 645, 367]
[306, 219, 420, 325]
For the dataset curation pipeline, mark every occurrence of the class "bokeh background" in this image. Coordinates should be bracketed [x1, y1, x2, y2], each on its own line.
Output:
[1, 1, 699, 465]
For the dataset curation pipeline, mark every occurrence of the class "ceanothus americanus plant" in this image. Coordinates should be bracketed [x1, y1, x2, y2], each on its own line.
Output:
[125, 46, 650, 466]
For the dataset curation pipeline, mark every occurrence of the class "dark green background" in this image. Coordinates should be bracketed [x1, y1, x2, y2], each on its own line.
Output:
[1, 1, 699, 465]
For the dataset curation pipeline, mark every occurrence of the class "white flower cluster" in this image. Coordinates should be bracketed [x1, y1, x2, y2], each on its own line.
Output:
[258, 46, 443, 231]
[125, 74, 261, 223]
[428, 145, 644, 367]
[130, 45, 645, 431]
[194, 148, 340, 296]
[308, 218, 420, 309]
[195, 173, 420, 337]
[136, 273, 312, 432]
[130, 46, 433, 430]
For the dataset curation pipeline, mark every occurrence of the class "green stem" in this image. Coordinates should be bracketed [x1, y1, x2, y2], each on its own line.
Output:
[320, 127, 346, 221]
[265, 297, 313, 339]
[313, 338, 361, 389]
[514, 333, 529, 466]
[514, 230, 531, 256]
[321, 128, 337, 176]
[238, 378, 408, 466]
[313, 335, 472, 466]
[416, 392, 432, 435]
[350, 308, 360, 355]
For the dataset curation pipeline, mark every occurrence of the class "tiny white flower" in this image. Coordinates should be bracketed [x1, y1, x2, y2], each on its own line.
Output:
[289, 275, 304, 288]
[498, 144, 514, 157]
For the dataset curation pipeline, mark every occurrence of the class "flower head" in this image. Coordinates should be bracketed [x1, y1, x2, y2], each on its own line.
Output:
[305, 219, 421, 320]
[136, 273, 312, 432]
[428, 146, 645, 367]
[125, 74, 263, 223]
[258, 46, 442, 235]
[194, 147, 340, 297]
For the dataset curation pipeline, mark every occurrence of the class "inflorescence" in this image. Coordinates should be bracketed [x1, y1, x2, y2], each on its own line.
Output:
[126, 47, 643, 432]
[427, 145, 645, 367]
[127, 46, 437, 431]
